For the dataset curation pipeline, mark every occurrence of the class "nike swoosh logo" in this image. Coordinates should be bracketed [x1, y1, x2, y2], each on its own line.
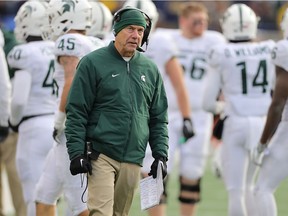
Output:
[112, 74, 120, 77]
[80, 159, 84, 167]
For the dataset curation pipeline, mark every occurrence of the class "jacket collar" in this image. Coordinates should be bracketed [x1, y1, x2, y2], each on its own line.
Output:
[108, 41, 140, 61]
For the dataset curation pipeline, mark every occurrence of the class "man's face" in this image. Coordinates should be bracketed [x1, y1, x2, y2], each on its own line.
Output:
[180, 11, 208, 38]
[115, 25, 145, 57]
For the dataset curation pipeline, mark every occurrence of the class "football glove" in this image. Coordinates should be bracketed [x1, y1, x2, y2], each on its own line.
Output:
[70, 155, 92, 176]
[182, 118, 195, 142]
[213, 116, 227, 140]
[0, 126, 9, 143]
[148, 157, 167, 179]
[52, 127, 63, 144]
[251, 142, 268, 166]
[53, 111, 66, 144]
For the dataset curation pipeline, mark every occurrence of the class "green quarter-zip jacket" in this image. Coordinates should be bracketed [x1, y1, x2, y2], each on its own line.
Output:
[65, 42, 169, 165]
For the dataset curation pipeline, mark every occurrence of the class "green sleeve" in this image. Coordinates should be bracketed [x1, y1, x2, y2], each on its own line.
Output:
[65, 56, 97, 160]
[148, 70, 169, 160]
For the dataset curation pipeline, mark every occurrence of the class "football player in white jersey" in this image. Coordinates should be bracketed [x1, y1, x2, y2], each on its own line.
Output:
[0, 28, 10, 143]
[203, 4, 275, 216]
[86, 1, 112, 50]
[0, 28, 27, 216]
[87, 1, 113, 41]
[122, 1, 194, 216]
[252, 8, 288, 216]
[34, 0, 104, 215]
[156, 3, 226, 215]
[7, 1, 56, 215]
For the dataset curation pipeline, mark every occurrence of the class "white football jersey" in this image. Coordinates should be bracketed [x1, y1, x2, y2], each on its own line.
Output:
[53, 33, 105, 104]
[88, 36, 106, 48]
[272, 39, 288, 121]
[8, 41, 56, 116]
[0, 29, 11, 125]
[144, 29, 179, 112]
[167, 29, 226, 111]
[210, 40, 276, 116]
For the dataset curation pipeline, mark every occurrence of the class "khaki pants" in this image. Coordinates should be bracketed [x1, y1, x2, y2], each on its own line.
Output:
[0, 132, 26, 216]
[88, 154, 141, 216]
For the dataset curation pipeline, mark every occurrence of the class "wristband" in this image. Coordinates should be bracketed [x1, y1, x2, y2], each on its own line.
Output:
[54, 110, 66, 129]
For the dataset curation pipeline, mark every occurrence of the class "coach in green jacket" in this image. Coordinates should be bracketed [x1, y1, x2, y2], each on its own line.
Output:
[65, 7, 168, 216]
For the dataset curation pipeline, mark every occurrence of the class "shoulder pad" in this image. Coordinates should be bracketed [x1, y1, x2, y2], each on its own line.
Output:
[7, 45, 29, 70]
[272, 39, 288, 70]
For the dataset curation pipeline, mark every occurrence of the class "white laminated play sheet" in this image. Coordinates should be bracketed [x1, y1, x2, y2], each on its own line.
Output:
[140, 161, 164, 210]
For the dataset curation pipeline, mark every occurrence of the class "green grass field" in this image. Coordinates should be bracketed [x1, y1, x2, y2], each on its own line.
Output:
[128, 155, 288, 216]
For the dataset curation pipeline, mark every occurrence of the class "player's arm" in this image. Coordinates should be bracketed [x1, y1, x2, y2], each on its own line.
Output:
[52, 55, 79, 143]
[260, 65, 288, 144]
[203, 46, 225, 114]
[166, 57, 190, 118]
[58, 55, 79, 113]
[166, 56, 195, 140]
[202, 69, 224, 115]
[10, 70, 31, 126]
[252, 65, 288, 166]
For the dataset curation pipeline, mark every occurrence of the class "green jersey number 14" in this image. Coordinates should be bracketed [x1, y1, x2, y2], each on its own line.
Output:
[237, 59, 268, 94]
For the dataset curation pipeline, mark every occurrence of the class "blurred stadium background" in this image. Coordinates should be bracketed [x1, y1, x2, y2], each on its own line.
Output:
[1, 0, 288, 33]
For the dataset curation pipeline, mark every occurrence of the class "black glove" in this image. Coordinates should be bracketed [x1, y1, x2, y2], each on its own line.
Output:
[148, 157, 167, 179]
[213, 116, 227, 140]
[182, 118, 195, 141]
[53, 127, 62, 144]
[0, 126, 9, 143]
[70, 155, 92, 176]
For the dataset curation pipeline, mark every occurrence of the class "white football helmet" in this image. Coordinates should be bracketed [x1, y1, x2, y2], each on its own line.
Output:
[280, 8, 288, 39]
[14, 0, 49, 43]
[41, 23, 53, 41]
[48, 0, 92, 40]
[87, 1, 113, 39]
[123, 0, 159, 32]
[220, 3, 259, 41]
